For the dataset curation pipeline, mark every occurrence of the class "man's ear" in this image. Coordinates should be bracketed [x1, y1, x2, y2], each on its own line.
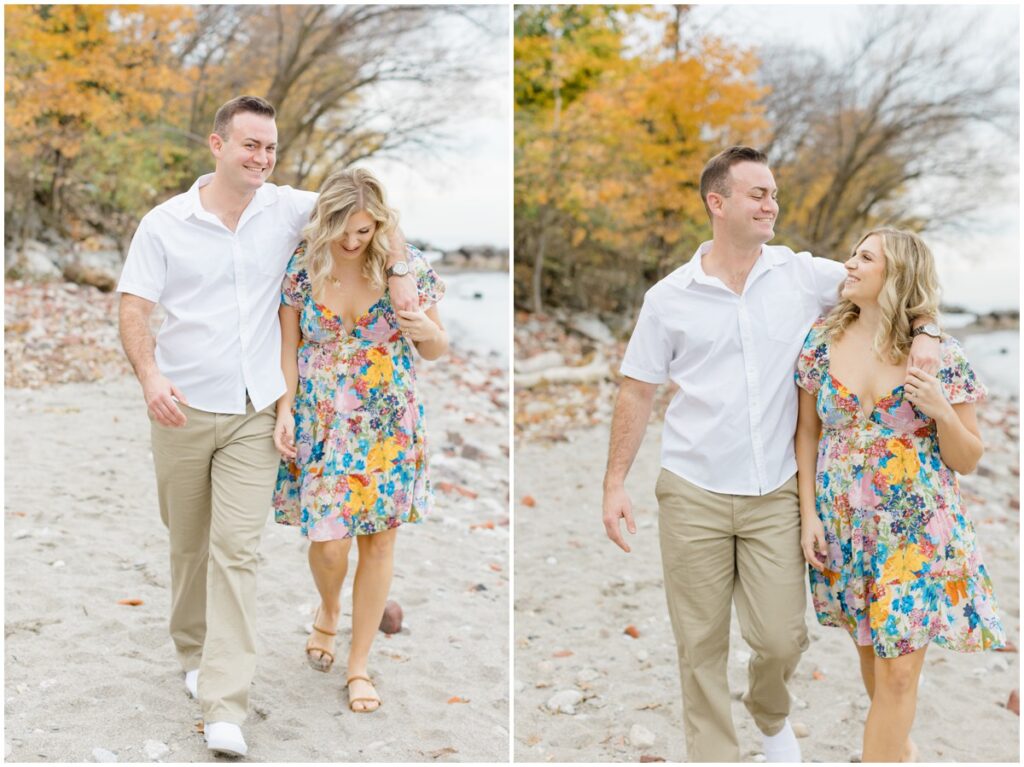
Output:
[706, 192, 725, 218]
[208, 132, 224, 158]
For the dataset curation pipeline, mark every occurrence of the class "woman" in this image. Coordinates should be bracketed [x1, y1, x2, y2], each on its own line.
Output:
[794, 228, 1005, 762]
[272, 167, 447, 713]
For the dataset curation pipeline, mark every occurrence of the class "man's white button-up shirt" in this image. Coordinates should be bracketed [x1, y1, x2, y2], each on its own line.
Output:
[117, 174, 317, 414]
[621, 241, 846, 496]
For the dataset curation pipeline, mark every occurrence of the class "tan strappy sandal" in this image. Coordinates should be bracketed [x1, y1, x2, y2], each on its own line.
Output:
[305, 608, 337, 672]
[346, 674, 382, 713]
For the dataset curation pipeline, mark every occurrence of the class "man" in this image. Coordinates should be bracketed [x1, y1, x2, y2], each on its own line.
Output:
[117, 95, 416, 757]
[601, 146, 941, 762]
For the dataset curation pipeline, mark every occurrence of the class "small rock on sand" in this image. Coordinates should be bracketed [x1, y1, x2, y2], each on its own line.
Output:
[142, 741, 169, 760]
[379, 600, 403, 634]
[92, 747, 117, 762]
[1008, 689, 1019, 715]
[792, 722, 809, 738]
[546, 689, 583, 714]
[629, 724, 656, 748]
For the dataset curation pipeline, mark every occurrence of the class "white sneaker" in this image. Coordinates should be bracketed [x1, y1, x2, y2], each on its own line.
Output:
[184, 669, 198, 699]
[205, 721, 247, 758]
[763, 719, 801, 762]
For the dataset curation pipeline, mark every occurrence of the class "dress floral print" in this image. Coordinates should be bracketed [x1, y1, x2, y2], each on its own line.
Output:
[795, 319, 1005, 658]
[273, 243, 445, 541]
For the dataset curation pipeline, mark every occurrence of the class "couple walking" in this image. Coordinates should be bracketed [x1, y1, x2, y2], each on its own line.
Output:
[603, 147, 1006, 762]
[117, 96, 447, 757]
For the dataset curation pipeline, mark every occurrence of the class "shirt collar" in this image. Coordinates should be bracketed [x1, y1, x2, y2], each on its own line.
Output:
[676, 240, 788, 289]
[173, 173, 277, 223]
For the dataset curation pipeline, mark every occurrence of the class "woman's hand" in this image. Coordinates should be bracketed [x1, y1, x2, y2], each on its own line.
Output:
[800, 514, 827, 571]
[396, 308, 440, 343]
[274, 410, 297, 460]
[904, 366, 953, 421]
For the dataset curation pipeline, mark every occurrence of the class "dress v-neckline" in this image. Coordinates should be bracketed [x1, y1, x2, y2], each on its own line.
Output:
[825, 341, 904, 420]
[313, 294, 386, 336]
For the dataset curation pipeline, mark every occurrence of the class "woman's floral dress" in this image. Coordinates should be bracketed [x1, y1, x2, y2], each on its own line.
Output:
[273, 243, 445, 541]
[795, 319, 1005, 657]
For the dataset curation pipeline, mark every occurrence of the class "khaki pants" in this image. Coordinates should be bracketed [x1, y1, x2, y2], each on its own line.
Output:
[656, 469, 808, 763]
[150, 401, 278, 725]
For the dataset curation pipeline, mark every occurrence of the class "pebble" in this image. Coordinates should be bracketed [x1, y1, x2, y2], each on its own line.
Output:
[545, 556, 558, 566]
[792, 722, 809, 738]
[628, 724, 656, 748]
[576, 667, 600, 684]
[546, 689, 583, 714]
[143, 740, 169, 760]
[92, 747, 117, 763]
[752, 755, 767, 763]
[13, 530, 31, 540]
[51, 560, 66, 568]
[850, 751, 863, 763]
[792, 696, 809, 710]
[379, 600, 402, 634]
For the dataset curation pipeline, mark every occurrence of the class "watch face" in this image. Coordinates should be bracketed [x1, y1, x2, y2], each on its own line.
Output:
[389, 262, 410, 277]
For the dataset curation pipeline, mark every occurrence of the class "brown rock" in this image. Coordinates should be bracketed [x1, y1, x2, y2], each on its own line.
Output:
[1008, 689, 1019, 716]
[379, 600, 402, 634]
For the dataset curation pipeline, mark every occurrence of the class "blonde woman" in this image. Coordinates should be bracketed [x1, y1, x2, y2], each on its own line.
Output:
[794, 228, 1005, 761]
[272, 167, 447, 712]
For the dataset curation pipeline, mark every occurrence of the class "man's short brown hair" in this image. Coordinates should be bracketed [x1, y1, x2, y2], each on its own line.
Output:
[699, 146, 769, 220]
[212, 95, 276, 140]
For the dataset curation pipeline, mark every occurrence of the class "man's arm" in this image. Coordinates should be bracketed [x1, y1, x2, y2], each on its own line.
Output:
[386, 228, 417, 311]
[602, 377, 658, 553]
[119, 294, 188, 427]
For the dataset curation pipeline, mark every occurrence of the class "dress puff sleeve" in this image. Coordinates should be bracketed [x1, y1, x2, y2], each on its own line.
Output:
[407, 244, 446, 310]
[937, 337, 987, 404]
[281, 242, 308, 310]
[795, 318, 829, 395]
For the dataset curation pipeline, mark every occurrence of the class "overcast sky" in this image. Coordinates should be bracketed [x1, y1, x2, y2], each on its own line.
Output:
[370, 7, 510, 252]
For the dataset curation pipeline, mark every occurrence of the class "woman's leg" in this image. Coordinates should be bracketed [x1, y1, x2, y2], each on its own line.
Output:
[307, 539, 352, 663]
[854, 643, 876, 698]
[862, 645, 927, 762]
[348, 527, 398, 711]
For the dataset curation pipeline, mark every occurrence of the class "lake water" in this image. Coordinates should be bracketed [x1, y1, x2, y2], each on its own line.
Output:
[437, 271, 509, 363]
[961, 330, 1019, 397]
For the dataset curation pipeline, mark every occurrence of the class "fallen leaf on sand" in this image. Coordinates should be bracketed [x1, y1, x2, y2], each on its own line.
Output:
[996, 641, 1018, 653]
[426, 746, 458, 759]
[624, 625, 640, 638]
[812, 670, 826, 681]
[436, 481, 479, 499]
[447, 696, 469, 704]
[117, 598, 144, 606]
[194, 722, 205, 734]
[640, 757, 666, 763]
[522, 495, 537, 507]
[535, 681, 551, 688]
[636, 702, 664, 710]
[552, 649, 574, 658]
[489, 563, 502, 572]
[1008, 689, 1020, 716]
[525, 735, 542, 746]
[470, 520, 495, 531]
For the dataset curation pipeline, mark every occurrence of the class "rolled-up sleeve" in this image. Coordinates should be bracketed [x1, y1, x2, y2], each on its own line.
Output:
[116, 216, 166, 303]
[620, 296, 671, 384]
[810, 254, 846, 314]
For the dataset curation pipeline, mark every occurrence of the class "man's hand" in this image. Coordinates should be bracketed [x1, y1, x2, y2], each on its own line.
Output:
[143, 372, 188, 427]
[602, 484, 637, 553]
[389, 274, 417, 312]
[907, 332, 940, 375]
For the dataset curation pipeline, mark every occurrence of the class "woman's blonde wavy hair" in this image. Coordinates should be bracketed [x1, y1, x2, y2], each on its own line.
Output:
[299, 167, 398, 296]
[822, 227, 940, 364]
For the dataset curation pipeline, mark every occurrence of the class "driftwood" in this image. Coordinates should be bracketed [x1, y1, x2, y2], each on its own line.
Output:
[513, 355, 611, 388]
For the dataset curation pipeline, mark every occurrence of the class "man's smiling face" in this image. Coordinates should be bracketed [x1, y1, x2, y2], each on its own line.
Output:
[719, 160, 779, 246]
[211, 112, 278, 193]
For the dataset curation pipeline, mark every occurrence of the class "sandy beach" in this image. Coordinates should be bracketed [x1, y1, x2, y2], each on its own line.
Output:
[4, 282, 510, 763]
[513, 317, 1020, 763]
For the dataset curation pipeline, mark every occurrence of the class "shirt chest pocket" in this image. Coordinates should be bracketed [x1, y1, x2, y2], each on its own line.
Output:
[760, 290, 810, 344]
